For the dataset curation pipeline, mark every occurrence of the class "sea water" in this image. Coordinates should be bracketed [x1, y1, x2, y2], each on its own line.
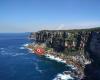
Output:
[0, 33, 76, 80]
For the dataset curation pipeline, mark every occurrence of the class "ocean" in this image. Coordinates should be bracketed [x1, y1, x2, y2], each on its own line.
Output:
[0, 33, 75, 80]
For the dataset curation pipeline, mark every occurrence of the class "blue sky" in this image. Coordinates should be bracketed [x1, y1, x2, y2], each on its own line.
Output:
[0, 0, 100, 32]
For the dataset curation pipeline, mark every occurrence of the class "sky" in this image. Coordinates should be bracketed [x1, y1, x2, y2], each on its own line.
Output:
[0, 0, 100, 32]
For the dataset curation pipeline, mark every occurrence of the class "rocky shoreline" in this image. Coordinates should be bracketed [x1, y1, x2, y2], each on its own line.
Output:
[28, 28, 100, 80]
[25, 43, 91, 80]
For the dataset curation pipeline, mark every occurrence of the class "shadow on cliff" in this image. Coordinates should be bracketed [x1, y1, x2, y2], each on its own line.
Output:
[83, 32, 100, 80]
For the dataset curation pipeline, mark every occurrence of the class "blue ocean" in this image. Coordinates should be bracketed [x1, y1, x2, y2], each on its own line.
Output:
[0, 33, 72, 80]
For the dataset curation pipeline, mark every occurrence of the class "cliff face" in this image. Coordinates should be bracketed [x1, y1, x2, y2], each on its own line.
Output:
[30, 30, 90, 53]
[89, 32, 100, 59]
[31, 31, 66, 52]
[84, 32, 100, 80]
[29, 28, 100, 80]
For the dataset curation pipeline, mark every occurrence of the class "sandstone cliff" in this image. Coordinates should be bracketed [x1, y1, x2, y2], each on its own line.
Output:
[29, 27, 100, 80]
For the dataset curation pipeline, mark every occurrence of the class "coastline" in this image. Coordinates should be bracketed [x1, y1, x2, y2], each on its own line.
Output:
[24, 43, 90, 80]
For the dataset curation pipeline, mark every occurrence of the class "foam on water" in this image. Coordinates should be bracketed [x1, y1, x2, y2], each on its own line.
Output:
[34, 63, 43, 73]
[45, 54, 77, 70]
[0, 48, 4, 50]
[0, 49, 26, 56]
[45, 54, 66, 64]
[19, 47, 25, 49]
[67, 65, 77, 70]
[0, 48, 6, 55]
[53, 73, 74, 80]
[45, 54, 77, 80]
[23, 43, 29, 47]
[22, 43, 34, 53]
[12, 53, 26, 56]
[1, 50, 5, 53]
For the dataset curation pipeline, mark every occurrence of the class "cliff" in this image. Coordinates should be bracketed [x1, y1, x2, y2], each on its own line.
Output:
[83, 31, 100, 80]
[29, 27, 100, 80]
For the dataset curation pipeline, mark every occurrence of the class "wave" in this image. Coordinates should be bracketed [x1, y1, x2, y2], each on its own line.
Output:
[12, 53, 26, 56]
[45, 54, 77, 80]
[45, 54, 66, 63]
[19, 47, 25, 49]
[0, 48, 6, 55]
[45, 54, 77, 70]
[53, 72, 74, 80]
[26, 46, 77, 80]
[0, 51, 26, 56]
[34, 63, 43, 73]
[23, 43, 29, 47]
[22, 43, 33, 52]
[0, 48, 4, 50]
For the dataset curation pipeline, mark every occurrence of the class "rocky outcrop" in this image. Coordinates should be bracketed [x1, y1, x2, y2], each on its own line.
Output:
[29, 27, 100, 80]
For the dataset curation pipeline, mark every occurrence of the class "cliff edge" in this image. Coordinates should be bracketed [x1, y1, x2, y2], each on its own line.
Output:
[29, 27, 100, 80]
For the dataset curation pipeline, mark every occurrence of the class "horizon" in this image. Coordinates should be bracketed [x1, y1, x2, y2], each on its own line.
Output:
[0, 0, 100, 32]
[0, 26, 99, 33]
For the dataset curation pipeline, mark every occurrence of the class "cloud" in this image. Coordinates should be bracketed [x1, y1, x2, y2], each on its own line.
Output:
[56, 24, 65, 30]
[0, 21, 100, 32]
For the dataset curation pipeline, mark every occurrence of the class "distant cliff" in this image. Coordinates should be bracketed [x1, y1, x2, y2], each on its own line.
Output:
[29, 27, 100, 80]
